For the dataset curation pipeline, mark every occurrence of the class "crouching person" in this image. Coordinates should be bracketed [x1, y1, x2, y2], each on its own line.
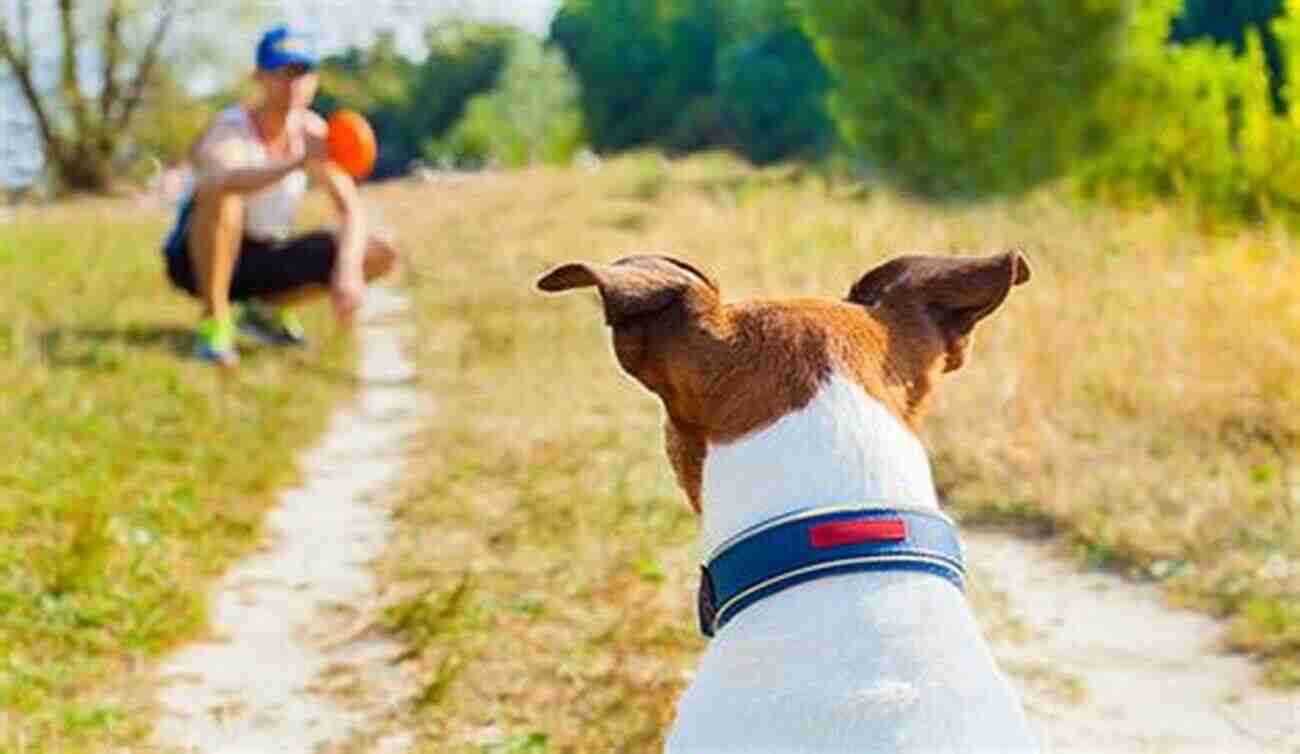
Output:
[162, 24, 397, 366]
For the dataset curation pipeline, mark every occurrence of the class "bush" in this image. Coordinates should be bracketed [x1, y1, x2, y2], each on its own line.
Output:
[549, 0, 686, 152]
[1173, 0, 1285, 107]
[316, 24, 515, 179]
[1076, 0, 1300, 225]
[800, 0, 1124, 197]
[551, 0, 831, 163]
[427, 36, 585, 169]
[716, 27, 834, 164]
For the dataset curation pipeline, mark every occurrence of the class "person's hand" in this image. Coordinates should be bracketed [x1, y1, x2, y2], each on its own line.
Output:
[302, 132, 330, 170]
[330, 270, 366, 324]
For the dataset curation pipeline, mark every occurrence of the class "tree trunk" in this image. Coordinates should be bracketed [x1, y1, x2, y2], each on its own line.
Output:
[51, 147, 116, 194]
[1, 0, 181, 195]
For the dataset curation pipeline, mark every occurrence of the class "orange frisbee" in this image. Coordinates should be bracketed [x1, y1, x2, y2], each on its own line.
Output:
[326, 109, 376, 179]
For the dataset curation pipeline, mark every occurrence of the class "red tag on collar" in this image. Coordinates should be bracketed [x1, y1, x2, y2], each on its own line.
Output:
[809, 517, 907, 549]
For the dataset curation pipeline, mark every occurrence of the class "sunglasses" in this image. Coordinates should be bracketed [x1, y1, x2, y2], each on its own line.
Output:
[278, 63, 315, 78]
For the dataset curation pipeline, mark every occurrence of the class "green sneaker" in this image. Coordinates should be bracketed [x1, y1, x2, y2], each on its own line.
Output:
[195, 314, 238, 366]
[238, 302, 308, 347]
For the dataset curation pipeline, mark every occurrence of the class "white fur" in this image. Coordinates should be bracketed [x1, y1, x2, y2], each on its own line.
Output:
[700, 371, 939, 556]
[669, 370, 1038, 753]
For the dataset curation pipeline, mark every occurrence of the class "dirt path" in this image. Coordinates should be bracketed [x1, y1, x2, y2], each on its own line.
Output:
[967, 529, 1300, 754]
[139, 283, 1298, 753]
[149, 287, 429, 754]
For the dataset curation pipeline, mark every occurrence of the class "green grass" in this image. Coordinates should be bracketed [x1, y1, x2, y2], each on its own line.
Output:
[0, 200, 353, 752]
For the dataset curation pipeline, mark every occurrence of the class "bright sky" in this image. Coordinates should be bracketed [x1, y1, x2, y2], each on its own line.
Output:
[191, 0, 562, 92]
[0, 0, 563, 184]
[279, 0, 561, 49]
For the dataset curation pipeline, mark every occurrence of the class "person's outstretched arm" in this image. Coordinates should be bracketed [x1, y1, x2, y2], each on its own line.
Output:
[303, 112, 368, 322]
[190, 119, 316, 197]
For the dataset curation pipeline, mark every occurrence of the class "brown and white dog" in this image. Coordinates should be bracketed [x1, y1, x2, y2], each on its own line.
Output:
[538, 252, 1039, 753]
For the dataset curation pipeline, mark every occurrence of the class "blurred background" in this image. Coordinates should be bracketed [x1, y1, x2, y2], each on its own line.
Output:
[3, 0, 1299, 226]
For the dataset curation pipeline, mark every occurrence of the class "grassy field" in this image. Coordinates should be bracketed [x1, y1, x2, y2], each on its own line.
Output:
[369, 152, 1300, 752]
[0, 200, 353, 752]
[6, 153, 1297, 752]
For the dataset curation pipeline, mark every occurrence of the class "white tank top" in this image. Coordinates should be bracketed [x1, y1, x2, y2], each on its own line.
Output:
[212, 105, 309, 241]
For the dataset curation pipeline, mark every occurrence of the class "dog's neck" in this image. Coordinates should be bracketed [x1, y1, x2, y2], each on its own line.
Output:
[699, 371, 941, 556]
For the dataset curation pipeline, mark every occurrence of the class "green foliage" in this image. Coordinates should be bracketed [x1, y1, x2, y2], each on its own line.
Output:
[549, 0, 829, 163]
[0, 207, 350, 749]
[1076, 0, 1300, 224]
[1173, 0, 1285, 107]
[483, 732, 550, 753]
[427, 36, 585, 169]
[316, 23, 515, 178]
[411, 25, 521, 151]
[126, 71, 215, 168]
[800, 0, 1124, 197]
[716, 27, 833, 163]
[718, 0, 804, 39]
[1175, 0, 1285, 44]
[549, 0, 689, 151]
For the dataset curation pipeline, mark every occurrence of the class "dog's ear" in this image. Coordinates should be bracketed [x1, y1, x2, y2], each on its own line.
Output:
[537, 254, 717, 326]
[537, 254, 719, 375]
[848, 250, 1030, 372]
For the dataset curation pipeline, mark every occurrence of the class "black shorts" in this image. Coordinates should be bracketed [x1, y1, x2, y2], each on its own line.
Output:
[163, 202, 338, 301]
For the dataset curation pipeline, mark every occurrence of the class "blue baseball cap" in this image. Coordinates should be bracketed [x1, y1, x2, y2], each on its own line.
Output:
[256, 25, 319, 71]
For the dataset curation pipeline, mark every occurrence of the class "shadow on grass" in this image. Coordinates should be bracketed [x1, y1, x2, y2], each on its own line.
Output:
[38, 325, 419, 389]
[39, 325, 193, 368]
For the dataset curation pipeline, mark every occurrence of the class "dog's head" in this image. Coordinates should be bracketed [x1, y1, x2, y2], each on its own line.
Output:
[537, 252, 1030, 511]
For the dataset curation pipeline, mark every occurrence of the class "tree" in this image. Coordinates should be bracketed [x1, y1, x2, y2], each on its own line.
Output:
[315, 22, 515, 179]
[124, 68, 215, 171]
[800, 0, 1125, 197]
[316, 31, 422, 180]
[1173, 0, 1285, 48]
[0, 1, 250, 193]
[716, 25, 833, 163]
[1075, 0, 1300, 223]
[410, 23, 518, 154]
[1172, 0, 1286, 108]
[550, 0, 676, 151]
[717, 0, 802, 40]
[428, 35, 584, 169]
[550, 0, 829, 161]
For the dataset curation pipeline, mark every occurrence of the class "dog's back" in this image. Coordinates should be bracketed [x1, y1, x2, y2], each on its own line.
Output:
[670, 363, 1037, 752]
[670, 572, 1036, 752]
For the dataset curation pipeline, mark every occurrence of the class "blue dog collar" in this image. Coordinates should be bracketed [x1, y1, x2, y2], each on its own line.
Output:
[698, 506, 966, 637]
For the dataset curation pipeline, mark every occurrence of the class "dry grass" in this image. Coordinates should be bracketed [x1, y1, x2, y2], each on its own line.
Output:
[370, 151, 1300, 752]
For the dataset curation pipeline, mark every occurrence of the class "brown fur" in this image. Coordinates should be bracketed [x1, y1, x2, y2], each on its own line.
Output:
[538, 251, 1030, 512]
